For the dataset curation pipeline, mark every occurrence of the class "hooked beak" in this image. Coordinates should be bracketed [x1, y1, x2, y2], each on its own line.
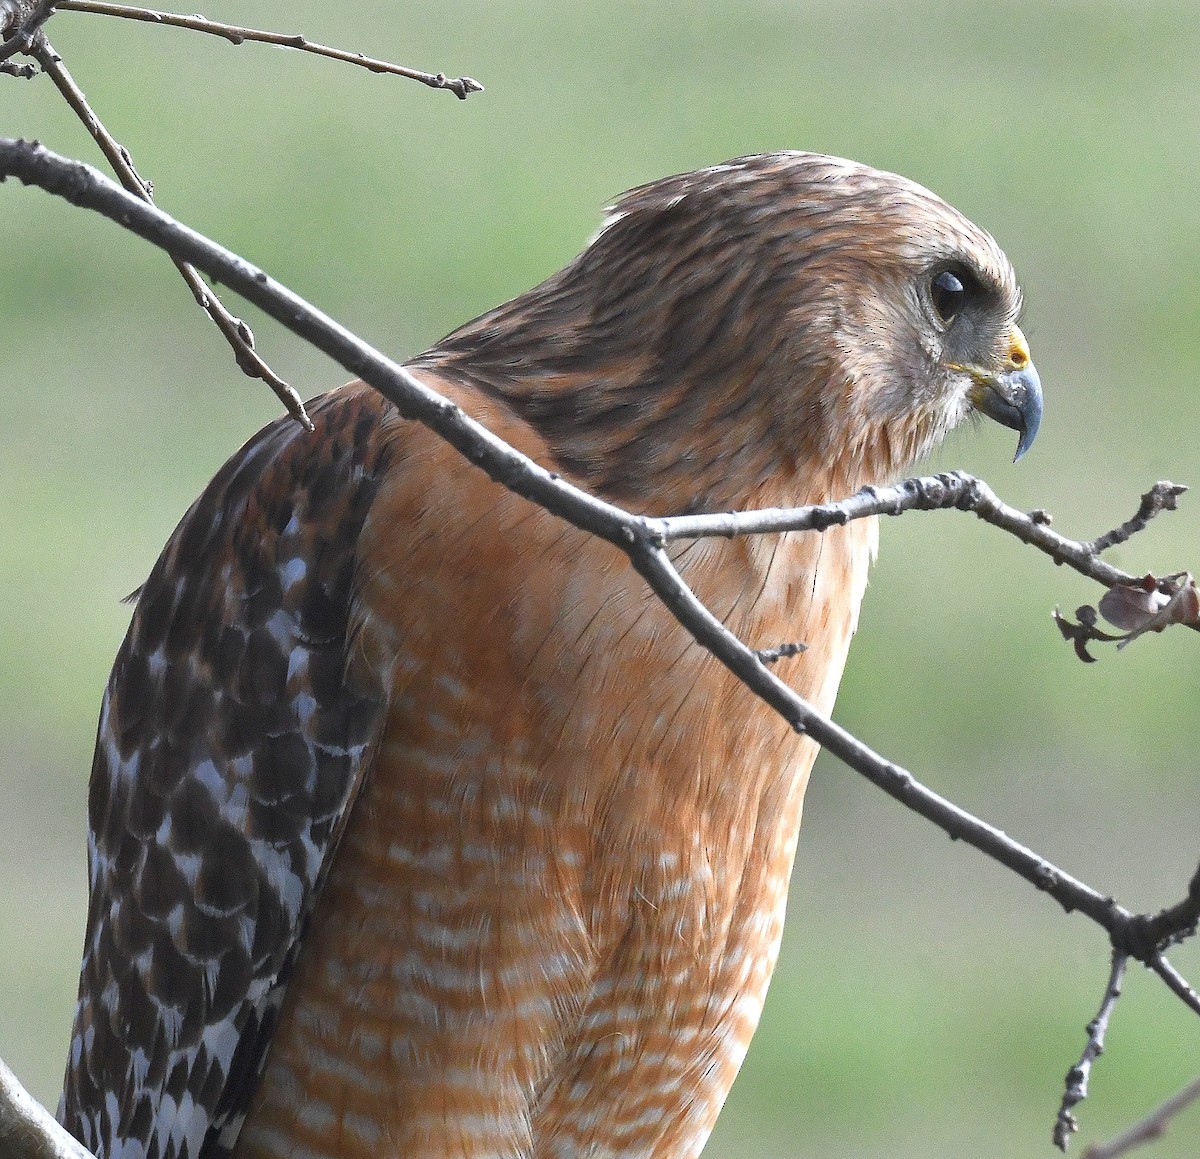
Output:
[962, 324, 1043, 462]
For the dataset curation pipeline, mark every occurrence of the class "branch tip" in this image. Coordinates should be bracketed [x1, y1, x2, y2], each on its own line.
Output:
[52, 2, 484, 96]
[754, 641, 807, 665]
[1054, 952, 1128, 1151]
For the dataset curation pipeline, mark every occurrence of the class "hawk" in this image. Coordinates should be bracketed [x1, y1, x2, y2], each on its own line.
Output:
[59, 152, 1041, 1159]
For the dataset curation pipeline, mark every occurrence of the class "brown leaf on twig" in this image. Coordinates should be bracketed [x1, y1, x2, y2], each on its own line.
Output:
[1057, 573, 1200, 662]
[1098, 576, 1169, 631]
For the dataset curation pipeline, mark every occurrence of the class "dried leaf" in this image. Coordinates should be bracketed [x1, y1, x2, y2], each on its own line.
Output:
[1099, 584, 1169, 631]
[1171, 577, 1200, 625]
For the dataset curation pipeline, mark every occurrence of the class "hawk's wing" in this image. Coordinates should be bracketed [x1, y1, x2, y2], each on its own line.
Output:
[59, 385, 396, 1159]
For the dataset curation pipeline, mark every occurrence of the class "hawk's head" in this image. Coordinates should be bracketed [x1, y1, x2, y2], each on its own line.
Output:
[420, 151, 1042, 508]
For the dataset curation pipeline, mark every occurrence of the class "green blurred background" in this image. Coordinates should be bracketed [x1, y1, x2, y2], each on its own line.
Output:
[2, 1, 1199, 1155]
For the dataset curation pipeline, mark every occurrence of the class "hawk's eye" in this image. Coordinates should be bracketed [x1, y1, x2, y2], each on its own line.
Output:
[930, 268, 968, 324]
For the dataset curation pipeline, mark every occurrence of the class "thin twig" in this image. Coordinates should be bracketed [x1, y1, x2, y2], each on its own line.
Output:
[2, 134, 1197, 1011]
[1055, 951, 1129, 1151]
[1085, 481, 1189, 556]
[1081, 1076, 1200, 1159]
[29, 37, 312, 429]
[652, 472, 1200, 643]
[653, 472, 1190, 602]
[1148, 955, 1200, 1018]
[53, 0, 483, 97]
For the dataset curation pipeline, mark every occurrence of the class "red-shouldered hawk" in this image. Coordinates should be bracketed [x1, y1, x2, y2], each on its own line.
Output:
[59, 152, 1040, 1159]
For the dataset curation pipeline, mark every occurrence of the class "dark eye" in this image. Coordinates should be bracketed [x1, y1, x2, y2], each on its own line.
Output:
[931, 268, 969, 324]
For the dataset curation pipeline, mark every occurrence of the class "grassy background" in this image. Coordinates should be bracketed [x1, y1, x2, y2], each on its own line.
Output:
[3, 1, 1199, 1155]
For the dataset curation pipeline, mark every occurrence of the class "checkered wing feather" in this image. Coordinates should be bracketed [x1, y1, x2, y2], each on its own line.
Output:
[59, 387, 395, 1159]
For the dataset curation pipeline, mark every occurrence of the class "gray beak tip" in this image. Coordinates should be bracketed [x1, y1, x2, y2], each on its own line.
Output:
[971, 363, 1044, 463]
[1009, 364, 1043, 462]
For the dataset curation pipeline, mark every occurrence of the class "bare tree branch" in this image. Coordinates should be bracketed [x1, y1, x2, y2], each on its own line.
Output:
[1082, 1076, 1200, 1159]
[0, 1056, 96, 1159]
[53, 0, 483, 97]
[3, 0, 484, 427]
[1135, 863, 1200, 954]
[0, 0, 56, 64]
[655, 473, 1193, 603]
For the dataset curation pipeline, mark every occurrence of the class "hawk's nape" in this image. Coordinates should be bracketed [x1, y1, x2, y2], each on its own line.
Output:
[60, 152, 1040, 1159]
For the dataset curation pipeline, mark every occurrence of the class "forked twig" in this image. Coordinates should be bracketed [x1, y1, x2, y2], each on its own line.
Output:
[1133, 863, 1200, 955]
[0, 0, 55, 63]
[54, 0, 484, 97]
[30, 36, 313, 429]
[2, 0, 484, 424]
